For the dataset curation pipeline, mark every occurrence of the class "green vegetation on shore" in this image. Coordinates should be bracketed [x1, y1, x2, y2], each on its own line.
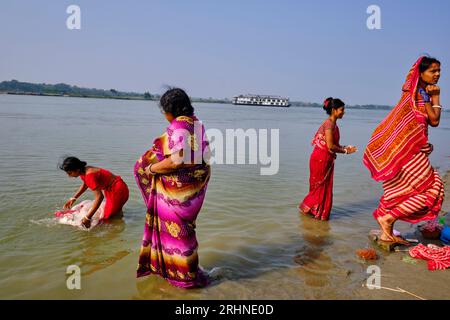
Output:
[0, 80, 231, 104]
[0, 80, 151, 100]
[290, 101, 392, 110]
[0, 80, 392, 109]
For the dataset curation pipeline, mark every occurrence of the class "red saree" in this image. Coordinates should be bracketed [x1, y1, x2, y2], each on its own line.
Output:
[80, 169, 129, 220]
[300, 119, 340, 221]
[363, 57, 444, 223]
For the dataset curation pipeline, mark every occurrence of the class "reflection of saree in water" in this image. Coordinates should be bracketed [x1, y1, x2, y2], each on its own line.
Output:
[134, 115, 211, 288]
[300, 119, 340, 221]
[363, 57, 444, 223]
[295, 215, 333, 288]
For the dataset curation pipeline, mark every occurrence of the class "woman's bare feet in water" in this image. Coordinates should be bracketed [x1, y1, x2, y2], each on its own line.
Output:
[299, 206, 309, 216]
[377, 215, 394, 241]
[390, 236, 410, 245]
[377, 215, 410, 245]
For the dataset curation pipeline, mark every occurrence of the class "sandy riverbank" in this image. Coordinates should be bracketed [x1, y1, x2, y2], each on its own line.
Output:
[357, 170, 450, 300]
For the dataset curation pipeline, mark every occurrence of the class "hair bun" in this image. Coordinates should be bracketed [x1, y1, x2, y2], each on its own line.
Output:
[323, 97, 333, 109]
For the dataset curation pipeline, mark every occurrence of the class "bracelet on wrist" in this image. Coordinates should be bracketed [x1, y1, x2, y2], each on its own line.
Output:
[432, 105, 442, 109]
[83, 215, 91, 221]
[70, 197, 77, 201]
[148, 164, 156, 175]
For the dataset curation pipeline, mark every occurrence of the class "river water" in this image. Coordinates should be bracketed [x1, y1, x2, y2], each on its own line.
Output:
[0, 94, 448, 299]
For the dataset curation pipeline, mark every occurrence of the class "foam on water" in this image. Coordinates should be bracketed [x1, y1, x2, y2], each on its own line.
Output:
[31, 200, 106, 230]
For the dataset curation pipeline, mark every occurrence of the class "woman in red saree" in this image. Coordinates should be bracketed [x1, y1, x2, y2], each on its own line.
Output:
[363, 56, 444, 244]
[60, 157, 129, 229]
[134, 88, 211, 288]
[299, 98, 357, 221]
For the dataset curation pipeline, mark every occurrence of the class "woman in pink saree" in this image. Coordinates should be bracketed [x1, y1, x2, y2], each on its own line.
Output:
[134, 88, 211, 288]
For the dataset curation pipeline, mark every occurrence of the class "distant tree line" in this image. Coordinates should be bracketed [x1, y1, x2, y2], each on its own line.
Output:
[0, 80, 156, 100]
[290, 101, 392, 110]
[0, 80, 394, 109]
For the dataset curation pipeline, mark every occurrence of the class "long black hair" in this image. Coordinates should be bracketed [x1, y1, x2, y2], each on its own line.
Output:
[323, 97, 345, 115]
[419, 56, 440, 73]
[159, 88, 194, 118]
[59, 156, 87, 173]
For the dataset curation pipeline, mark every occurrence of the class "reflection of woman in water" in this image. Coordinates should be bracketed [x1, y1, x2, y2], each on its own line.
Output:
[299, 98, 357, 221]
[363, 56, 444, 244]
[294, 215, 334, 290]
[60, 157, 129, 229]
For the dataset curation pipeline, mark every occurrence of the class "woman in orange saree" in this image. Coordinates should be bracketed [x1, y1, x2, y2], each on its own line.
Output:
[363, 56, 444, 244]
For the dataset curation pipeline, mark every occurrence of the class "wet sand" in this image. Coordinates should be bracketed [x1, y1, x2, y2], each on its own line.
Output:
[357, 171, 450, 300]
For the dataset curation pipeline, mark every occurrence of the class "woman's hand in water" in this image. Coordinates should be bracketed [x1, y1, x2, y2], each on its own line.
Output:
[81, 216, 91, 229]
[345, 145, 358, 154]
[63, 198, 76, 209]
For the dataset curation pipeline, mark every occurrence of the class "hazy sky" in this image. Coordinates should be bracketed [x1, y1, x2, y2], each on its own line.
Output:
[1, 0, 449, 106]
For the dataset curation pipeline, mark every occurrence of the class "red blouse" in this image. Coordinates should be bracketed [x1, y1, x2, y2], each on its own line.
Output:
[311, 119, 340, 152]
[80, 168, 115, 191]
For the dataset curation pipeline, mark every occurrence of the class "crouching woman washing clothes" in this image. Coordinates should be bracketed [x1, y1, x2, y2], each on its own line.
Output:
[60, 157, 129, 228]
[134, 88, 211, 288]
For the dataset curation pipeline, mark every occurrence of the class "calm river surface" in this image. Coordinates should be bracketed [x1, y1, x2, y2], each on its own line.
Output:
[0, 95, 448, 299]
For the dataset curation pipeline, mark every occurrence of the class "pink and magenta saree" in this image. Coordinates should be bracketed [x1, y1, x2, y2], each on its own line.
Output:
[134, 115, 211, 288]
